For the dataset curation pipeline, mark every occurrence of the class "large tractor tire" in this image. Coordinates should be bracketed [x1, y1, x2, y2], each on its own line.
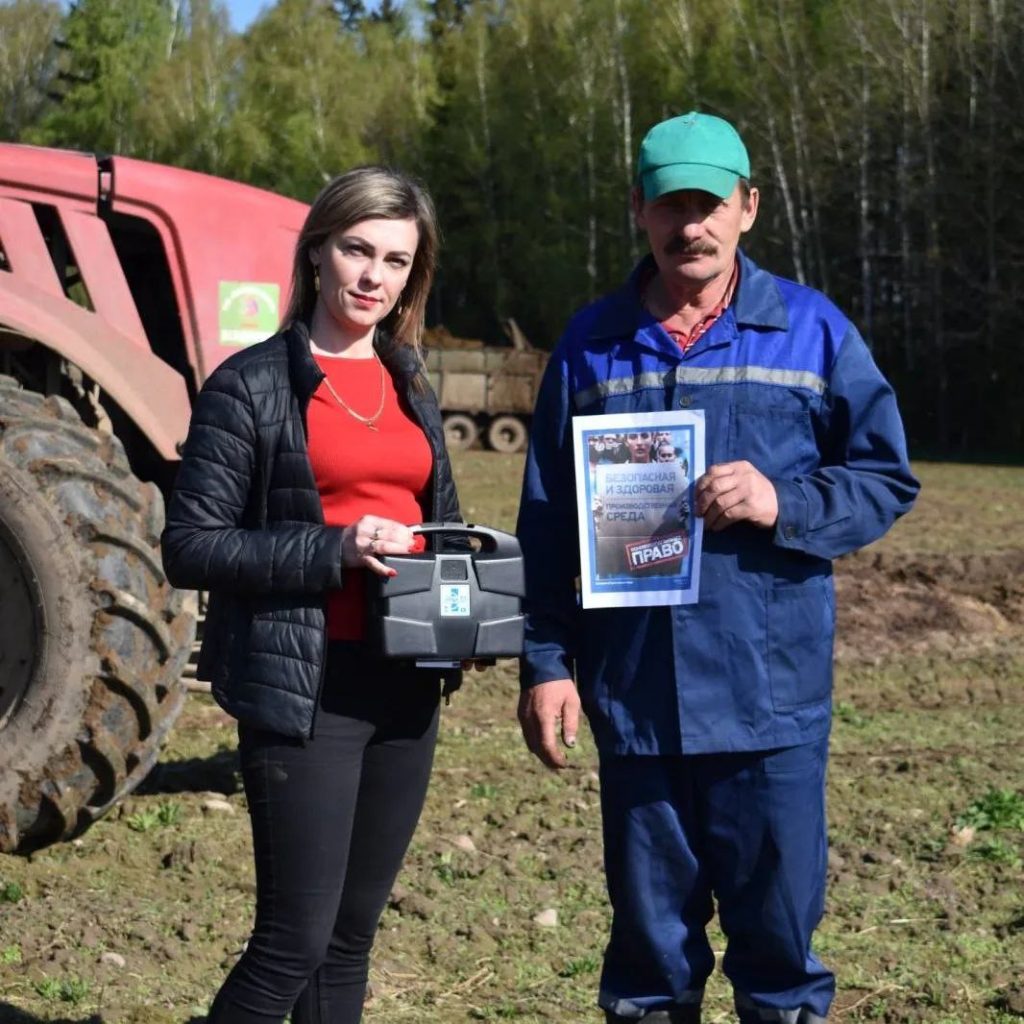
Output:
[0, 376, 195, 855]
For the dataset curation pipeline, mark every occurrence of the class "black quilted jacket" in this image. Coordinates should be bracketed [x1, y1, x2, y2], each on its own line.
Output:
[162, 322, 463, 738]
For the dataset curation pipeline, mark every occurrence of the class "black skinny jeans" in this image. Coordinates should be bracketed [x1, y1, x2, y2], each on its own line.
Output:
[208, 643, 441, 1024]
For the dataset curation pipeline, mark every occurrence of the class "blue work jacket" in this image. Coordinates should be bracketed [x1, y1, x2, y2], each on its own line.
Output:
[517, 251, 919, 755]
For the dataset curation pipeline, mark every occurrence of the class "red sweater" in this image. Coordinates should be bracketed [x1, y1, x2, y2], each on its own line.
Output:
[307, 354, 432, 641]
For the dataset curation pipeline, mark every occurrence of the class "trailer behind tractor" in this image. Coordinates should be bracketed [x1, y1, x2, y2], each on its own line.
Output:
[425, 320, 547, 454]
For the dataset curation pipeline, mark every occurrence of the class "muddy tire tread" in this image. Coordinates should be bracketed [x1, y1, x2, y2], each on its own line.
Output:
[0, 373, 194, 854]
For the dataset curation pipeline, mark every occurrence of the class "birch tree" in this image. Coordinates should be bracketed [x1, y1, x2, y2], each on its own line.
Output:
[142, 0, 238, 174]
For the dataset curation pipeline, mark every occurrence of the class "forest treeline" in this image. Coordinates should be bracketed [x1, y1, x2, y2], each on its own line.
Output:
[2, 0, 1022, 455]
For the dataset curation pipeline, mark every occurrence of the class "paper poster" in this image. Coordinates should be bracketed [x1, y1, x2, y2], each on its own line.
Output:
[573, 410, 705, 608]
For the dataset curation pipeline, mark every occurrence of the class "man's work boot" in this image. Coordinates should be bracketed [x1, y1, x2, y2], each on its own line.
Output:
[604, 1008, 701, 1024]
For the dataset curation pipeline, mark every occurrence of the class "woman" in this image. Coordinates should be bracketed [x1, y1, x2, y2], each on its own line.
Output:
[162, 166, 461, 1024]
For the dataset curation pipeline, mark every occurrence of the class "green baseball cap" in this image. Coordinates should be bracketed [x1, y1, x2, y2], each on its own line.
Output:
[637, 112, 750, 201]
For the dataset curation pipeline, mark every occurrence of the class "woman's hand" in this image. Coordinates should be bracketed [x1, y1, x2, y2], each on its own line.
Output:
[341, 516, 424, 577]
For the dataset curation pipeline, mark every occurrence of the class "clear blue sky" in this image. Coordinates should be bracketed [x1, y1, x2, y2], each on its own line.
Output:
[223, 0, 385, 32]
[223, 0, 271, 32]
[59, 1, 382, 36]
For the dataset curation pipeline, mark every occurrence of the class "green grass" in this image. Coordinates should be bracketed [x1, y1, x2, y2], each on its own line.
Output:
[957, 788, 1024, 832]
[0, 880, 24, 903]
[33, 976, 91, 1004]
[125, 800, 183, 833]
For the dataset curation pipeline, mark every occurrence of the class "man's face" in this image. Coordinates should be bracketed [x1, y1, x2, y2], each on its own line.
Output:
[633, 182, 758, 291]
[626, 431, 652, 461]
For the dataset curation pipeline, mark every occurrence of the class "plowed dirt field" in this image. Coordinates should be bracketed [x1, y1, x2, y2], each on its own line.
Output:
[1, 457, 1022, 1024]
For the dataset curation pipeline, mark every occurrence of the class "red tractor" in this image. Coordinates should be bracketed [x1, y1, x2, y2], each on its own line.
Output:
[0, 144, 308, 854]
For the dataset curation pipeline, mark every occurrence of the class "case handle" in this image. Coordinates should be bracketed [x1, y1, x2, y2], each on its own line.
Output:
[411, 522, 521, 560]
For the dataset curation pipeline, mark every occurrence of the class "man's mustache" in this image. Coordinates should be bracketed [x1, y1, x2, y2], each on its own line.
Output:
[665, 238, 717, 257]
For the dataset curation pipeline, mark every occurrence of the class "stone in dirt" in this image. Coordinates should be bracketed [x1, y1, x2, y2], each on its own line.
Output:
[453, 834, 477, 853]
[533, 908, 558, 927]
[100, 951, 126, 968]
[202, 798, 235, 815]
[949, 825, 976, 847]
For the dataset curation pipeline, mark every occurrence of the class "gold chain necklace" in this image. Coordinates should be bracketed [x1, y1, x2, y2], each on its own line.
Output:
[320, 351, 387, 430]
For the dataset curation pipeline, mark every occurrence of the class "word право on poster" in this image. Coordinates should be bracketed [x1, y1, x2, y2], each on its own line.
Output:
[573, 411, 705, 608]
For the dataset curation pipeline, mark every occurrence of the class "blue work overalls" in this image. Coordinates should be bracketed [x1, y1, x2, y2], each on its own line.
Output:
[517, 252, 918, 1021]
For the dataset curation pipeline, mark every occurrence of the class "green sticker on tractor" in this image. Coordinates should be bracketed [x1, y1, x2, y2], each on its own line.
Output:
[218, 282, 280, 345]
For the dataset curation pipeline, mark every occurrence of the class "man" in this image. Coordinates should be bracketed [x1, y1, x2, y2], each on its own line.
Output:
[603, 433, 629, 463]
[515, 112, 918, 1024]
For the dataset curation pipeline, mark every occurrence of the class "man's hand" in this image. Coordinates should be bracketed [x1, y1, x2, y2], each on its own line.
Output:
[517, 679, 581, 770]
[695, 461, 779, 531]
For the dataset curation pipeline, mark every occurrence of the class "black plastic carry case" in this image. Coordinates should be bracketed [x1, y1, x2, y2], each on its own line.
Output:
[365, 523, 525, 662]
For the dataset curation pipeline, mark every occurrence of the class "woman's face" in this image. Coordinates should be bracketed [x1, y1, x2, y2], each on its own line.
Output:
[312, 217, 419, 340]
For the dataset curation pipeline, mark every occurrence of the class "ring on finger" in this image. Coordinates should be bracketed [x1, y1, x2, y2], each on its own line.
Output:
[372, 526, 382, 541]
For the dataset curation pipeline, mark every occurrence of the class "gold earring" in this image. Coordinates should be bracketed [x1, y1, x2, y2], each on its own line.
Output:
[314, 269, 320, 293]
